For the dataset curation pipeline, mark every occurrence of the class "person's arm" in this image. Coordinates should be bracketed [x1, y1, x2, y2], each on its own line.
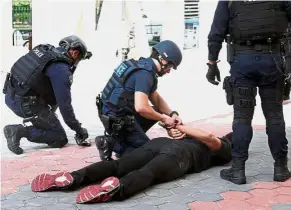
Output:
[208, 1, 230, 63]
[175, 124, 221, 152]
[149, 91, 172, 115]
[134, 71, 175, 126]
[46, 63, 82, 133]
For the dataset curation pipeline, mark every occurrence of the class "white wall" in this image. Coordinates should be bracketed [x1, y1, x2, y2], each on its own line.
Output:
[0, 0, 242, 138]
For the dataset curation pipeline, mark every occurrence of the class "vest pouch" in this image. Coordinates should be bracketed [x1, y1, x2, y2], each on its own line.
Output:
[107, 87, 124, 106]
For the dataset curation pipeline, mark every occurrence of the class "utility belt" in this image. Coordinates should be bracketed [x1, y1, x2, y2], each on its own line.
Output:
[233, 43, 281, 55]
[96, 93, 135, 136]
[226, 35, 282, 63]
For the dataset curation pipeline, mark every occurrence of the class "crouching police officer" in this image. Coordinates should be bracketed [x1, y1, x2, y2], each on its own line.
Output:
[95, 40, 183, 161]
[206, 1, 291, 184]
[2, 35, 93, 155]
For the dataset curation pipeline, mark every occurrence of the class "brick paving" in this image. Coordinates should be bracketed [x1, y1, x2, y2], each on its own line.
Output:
[1, 114, 291, 210]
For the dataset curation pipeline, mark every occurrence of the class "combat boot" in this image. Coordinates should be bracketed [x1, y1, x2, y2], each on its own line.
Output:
[95, 135, 115, 161]
[3, 124, 28, 155]
[274, 157, 291, 182]
[220, 158, 246, 185]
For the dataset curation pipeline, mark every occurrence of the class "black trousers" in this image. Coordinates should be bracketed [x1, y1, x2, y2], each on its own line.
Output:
[70, 138, 191, 200]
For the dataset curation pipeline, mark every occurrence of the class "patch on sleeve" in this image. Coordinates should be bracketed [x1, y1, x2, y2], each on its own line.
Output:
[114, 63, 127, 77]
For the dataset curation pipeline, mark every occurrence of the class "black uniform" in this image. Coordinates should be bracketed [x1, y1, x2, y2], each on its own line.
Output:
[68, 136, 231, 200]
[207, 1, 291, 184]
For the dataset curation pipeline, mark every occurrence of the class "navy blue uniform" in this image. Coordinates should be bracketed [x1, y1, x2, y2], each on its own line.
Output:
[5, 60, 80, 147]
[208, 1, 291, 161]
[101, 58, 159, 156]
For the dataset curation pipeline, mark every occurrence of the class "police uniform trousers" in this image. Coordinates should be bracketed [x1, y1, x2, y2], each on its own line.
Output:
[5, 94, 68, 147]
[112, 106, 160, 156]
[69, 138, 191, 200]
[229, 53, 288, 161]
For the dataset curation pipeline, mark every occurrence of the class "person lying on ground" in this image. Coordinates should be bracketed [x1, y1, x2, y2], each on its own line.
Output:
[30, 124, 232, 204]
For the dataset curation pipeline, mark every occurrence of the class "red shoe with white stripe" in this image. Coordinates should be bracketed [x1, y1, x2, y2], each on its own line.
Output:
[76, 176, 120, 204]
[31, 172, 73, 192]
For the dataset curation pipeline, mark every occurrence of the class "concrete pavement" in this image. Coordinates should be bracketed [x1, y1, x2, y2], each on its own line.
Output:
[1, 103, 291, 210]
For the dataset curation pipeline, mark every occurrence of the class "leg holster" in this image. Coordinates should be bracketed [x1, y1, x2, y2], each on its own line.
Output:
[100, 114, 135, 136]
[223, 76, 234, 105]
[96, 93, 135, 136]
[233, 86, 257, 125]
[21, 98, 57, 130]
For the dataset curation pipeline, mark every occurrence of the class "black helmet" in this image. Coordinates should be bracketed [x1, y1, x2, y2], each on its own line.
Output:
[59, 35, 92, 60]
[152, 40, 182, 69]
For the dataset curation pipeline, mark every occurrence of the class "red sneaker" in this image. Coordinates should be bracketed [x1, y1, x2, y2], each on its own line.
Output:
[76, 176, 120, 204]
[31, 172, 73, 192]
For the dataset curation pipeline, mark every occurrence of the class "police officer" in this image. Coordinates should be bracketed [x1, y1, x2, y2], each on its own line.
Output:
[206, 1, 291, 184]
[3, 35, 92, 155]
[95, 40, 183, 161]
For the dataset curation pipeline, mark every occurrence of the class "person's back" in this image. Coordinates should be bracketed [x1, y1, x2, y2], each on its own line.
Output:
[101, 57, 158, 116]
[3, 35, 92, 154]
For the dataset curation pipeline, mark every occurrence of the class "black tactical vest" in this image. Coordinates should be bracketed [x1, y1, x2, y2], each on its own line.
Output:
[229, 1, 288, 42]
[10, 44, 70, 105]
[101, 58, 157, 115]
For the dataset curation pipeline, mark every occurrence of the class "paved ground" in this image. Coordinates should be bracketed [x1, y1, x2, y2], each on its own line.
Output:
[1, 105, 291, 210]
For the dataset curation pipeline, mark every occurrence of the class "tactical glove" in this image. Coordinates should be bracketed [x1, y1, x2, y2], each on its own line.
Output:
[75, 127, 91, 147]
[206, 62, 221, 85]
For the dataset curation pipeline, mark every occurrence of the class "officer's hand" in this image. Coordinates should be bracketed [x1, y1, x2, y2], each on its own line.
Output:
[167, 128, 186, 139]
[161, 115, 176, 128]
[75, 128, 91, 147]
[206, 62, 221, 85]
[172, 115, 183, 125]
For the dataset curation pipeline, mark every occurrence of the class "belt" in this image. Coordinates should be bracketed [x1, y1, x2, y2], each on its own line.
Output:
[6, 85, 45, 104]
[234, 43, 281, 55]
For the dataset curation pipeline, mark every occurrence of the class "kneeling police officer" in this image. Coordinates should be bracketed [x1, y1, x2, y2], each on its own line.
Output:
[206, 1, 291, 184]
[3, 35, 92, 155]
[96, 40, 183, 161]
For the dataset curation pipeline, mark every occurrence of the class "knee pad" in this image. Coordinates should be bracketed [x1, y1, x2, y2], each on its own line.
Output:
[233, 86, 257, 125]
[261, 102, 285, 126]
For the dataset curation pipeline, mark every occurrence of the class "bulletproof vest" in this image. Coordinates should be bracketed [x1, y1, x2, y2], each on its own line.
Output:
[10, 44, 70, 105]
[229, 1, 288, 42]
[102, 58, 157, 115]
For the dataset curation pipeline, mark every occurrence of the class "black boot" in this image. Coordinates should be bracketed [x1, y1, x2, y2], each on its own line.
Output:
[220, 158, 246, 185]
[3, 124, 28, 155]
[273, 158, 291, 182]
[95, 135, 115, 161]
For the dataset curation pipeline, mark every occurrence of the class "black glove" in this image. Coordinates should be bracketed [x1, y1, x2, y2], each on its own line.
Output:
[75, 127, 91, 147]
[206, 62, 221, 85]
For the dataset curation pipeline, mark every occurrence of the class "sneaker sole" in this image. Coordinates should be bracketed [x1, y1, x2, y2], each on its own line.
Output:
[31, 172, 73, 192]
[76, 177, 120, 204]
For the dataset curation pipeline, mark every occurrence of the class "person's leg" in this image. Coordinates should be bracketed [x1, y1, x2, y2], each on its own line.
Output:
[259, 84, 290, 182]
[32, 142, 158, 192]
[75, 139, 182, 203]
[24, 105, 68, 148]
[118, 121, 151, 156]
[220, 55, 258, 185]
[4, 95, 30, 154]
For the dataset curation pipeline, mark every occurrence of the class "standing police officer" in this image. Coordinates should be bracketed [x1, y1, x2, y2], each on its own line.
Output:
[206, 1, 291, 184]
[95, 40, 183, 161]
[3, 35, 92, 155]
